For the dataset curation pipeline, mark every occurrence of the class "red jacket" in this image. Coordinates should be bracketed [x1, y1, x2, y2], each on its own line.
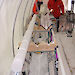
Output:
[33, 0, 38, 14]
[48, 0, 64, 18]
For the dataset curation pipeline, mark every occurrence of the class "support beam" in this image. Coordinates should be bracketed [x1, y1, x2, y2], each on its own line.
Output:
[10, 15, 36, 75]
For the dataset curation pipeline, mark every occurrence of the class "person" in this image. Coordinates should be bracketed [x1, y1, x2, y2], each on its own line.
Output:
[48, 0, 64, 32]
[33, 0, 43, 15]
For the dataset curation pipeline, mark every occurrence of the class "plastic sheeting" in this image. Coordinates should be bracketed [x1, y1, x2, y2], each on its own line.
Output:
[29, 53, 49, 75]
[41, 14, 53, 29]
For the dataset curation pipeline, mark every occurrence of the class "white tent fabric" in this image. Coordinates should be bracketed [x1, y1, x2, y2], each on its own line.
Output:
[41, 13, 53, 29]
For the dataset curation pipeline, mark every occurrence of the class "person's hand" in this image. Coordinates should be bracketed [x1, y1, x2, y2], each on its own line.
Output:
[61, 13, 64, 15]
[49, 9, 53, 12]
[50, 9, 53, 12]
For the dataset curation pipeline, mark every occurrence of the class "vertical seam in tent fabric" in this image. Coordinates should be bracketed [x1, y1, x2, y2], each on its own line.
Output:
[12, 0, 22, 57]
[22, 0, 30, 36]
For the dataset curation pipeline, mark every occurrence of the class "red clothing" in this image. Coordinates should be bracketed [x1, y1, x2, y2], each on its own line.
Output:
[48, 0, 64, 18]
[33, 0, 38, 14]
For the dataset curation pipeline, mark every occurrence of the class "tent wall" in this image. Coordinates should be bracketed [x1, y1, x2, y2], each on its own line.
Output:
[0, 0, 35, 75]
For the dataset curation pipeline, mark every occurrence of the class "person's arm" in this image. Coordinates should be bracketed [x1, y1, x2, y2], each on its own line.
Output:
[48, 0, 54, 15]
[33, 3, 38, 14]
[48, 1, 51, 10]
[59, 0, 64, 14]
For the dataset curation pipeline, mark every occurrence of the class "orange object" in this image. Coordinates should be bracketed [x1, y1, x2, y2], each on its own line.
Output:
[33, 0, 38, 14]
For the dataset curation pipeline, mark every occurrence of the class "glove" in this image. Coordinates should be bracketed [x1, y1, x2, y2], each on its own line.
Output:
[61, 13, 64, 15]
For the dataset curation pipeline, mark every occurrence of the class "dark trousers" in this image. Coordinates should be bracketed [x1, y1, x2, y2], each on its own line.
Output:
[22, 72, 26, 75]
[56, 17, 59, 32]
